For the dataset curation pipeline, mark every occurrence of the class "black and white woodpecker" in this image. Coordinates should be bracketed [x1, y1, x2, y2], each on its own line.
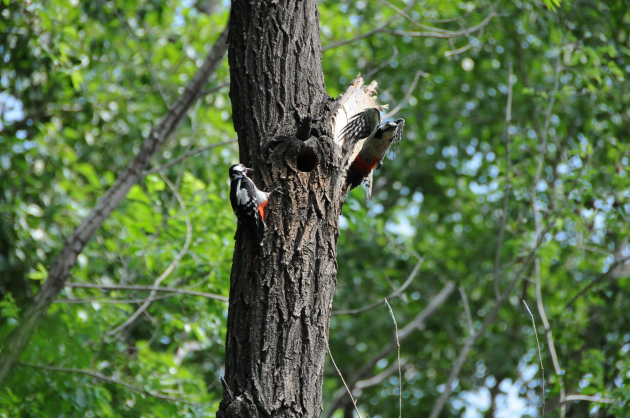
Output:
[340, 108, 405, 199]
[228, 164, 271, 245]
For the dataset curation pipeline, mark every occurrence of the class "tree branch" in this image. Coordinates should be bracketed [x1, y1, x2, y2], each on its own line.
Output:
[103, 1, 171, 108]
[384, 299, 402, 418]
[428, 239, 543, 418]
[332, 258, 423, 315]
[458, 286, 474, 336]
[18, 361, 194, 404]
[327, 346, 361, 418]
[564, 394, 619, 404]
[321, 0, 422, 52]
[354, 358, 408, 389]
[63, 282, 228, 302]
[199, 81, 230, 97]
[493, 62, 514, 300]
[386, 6, 496, 39]
[523, 300, 545, 416]
[107, 173, 193, 337]
[531, 54, 566, 416]
[427, 129, 592, 418]
[325, 281, 455, 417]
[564, 255, 630, 309]
[144, 139, 237, 175]
[384, 70, 428, 119]
[365, 46, 399, 79]
[0, 27, 229, 387]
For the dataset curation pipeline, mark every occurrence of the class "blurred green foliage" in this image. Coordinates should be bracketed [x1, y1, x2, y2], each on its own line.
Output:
[1, 0, 629, 417]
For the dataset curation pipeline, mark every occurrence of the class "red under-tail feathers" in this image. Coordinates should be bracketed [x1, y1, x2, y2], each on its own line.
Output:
[347, 153, 378, 189]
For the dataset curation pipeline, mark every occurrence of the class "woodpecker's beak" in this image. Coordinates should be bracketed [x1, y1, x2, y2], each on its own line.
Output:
[244, 167, 254, 174]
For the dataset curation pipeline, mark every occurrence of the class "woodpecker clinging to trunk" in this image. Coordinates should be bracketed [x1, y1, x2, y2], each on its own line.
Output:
[228, 164, 271, 245]
[340, 108, 405, 200]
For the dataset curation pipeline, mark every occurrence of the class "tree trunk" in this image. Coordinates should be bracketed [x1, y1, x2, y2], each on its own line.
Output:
[217, 1, 354, 417]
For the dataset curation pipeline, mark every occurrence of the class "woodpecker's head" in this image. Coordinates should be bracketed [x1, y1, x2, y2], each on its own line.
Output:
[375, 119, 405, 143]
[229, 164, 253, 181]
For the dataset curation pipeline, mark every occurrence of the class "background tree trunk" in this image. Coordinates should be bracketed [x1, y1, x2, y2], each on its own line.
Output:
[218, 0, 346, 416]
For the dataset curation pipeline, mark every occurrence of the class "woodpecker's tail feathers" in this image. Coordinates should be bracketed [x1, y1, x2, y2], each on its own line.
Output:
[256, 216, 266, 246]
[364, 172, 374, 201]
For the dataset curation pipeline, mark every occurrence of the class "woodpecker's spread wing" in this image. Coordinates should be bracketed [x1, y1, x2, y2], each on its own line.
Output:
[340, 108, 381, 142]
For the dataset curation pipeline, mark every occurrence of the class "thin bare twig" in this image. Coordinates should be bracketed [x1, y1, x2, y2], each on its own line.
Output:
[134, 102, 201, 265]
[326, 281, 455, 417]
[63, 282, 228, 302]
[384, 70, 428, 119]
[322, 0, 422, 52]
[365, 46, 399, 79]
[144, 139, 237, 176]
[57, 295, 173, 304]
[533, 54, 561, 193]
[458, 286, 474, 336]
[199, 81, 230, 97]
[376, 0, 451, 34]
[531, 54, 565, 416]
[332, 258, 423, 315]
[428, 124, 593, 418]
[328, 345, 361, 418]
[494, 62, 514, 300]
[419, 13, 474, 24]
[564, 255, 630, 309]
[355, 359, 408, 389]
[18, 362, 194, 404]
[564, 395, 619, 404]
[428, 221, 554, 418]
[384, 299, 401, 418]
[386, 6, 496, 39]
[445, 41, 474, 58]
[324, 2, 494, 51]
[535, 260, 564, 417]
[108, 173, 193, 336]
[523, 300, 545, 417]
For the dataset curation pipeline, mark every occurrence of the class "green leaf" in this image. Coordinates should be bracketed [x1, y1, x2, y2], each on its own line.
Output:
[27, 263, 49, 281]
[70, 71, 83, 91]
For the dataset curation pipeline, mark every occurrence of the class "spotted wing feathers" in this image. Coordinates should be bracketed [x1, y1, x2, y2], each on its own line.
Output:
[339, 108, 381, 142]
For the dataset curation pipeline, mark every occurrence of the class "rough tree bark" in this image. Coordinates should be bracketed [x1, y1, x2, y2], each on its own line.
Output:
[218, 1, 378, 417]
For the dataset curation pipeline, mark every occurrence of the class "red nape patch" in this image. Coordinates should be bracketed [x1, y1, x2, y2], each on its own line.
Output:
[258, 200, 269, 221]
[351, 154, 377, 176]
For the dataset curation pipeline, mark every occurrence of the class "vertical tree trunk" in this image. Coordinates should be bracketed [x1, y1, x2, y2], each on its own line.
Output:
[218, 0, 346, 416]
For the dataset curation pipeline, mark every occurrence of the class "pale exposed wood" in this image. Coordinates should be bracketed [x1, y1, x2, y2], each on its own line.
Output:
[330, 75, 386, 195]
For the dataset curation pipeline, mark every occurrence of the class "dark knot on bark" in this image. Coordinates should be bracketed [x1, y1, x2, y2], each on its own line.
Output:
[295, 112, 313, 141]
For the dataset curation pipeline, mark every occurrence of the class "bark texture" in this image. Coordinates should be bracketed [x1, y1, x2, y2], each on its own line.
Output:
[218, 1, 347, 417]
